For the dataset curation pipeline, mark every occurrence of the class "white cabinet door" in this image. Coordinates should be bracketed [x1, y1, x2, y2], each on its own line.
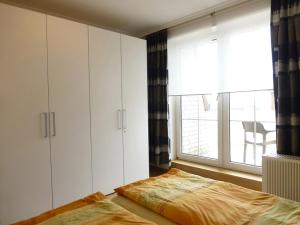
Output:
[0, 4, 52, 225]
[47, 16, 92, 207]
[89, 27, 123, 194]
[121, 35, 149, 184]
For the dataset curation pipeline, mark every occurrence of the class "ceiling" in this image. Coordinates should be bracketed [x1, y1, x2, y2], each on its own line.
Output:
[2, 0, 245, 37]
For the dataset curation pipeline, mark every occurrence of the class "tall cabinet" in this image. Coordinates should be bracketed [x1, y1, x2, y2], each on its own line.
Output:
[47, 16, 93, 207]
[0, 4, 52, 225]
[89, 27, 124, 194]
[121, 35, 149, 184]
[0, 3, 149, 225]
[89, 28, 149, 195]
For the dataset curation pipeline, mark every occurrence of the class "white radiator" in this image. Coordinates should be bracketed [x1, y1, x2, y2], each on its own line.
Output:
[262, 154, 300, 202]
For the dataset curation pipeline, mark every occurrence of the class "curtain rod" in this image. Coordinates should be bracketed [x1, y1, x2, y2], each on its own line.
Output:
[142, 0, 267, 37]
[168, 89, 274, 97]
[167, 0, 266, 32]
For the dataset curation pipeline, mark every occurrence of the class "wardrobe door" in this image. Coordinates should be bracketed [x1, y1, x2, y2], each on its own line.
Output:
[89, 27, 124, 194]
[0, 4, 52, 225]
[47, 16, 92, 207]
[121, 35, 149, 184]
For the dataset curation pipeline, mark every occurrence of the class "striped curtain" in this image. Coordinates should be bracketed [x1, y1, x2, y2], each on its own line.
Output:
[271, 0, 300, 155]
[146, 30, 170, 167]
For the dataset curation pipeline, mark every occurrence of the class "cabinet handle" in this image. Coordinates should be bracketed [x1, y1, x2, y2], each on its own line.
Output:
[117, 110, 122, 130]
[43, 112, 48, 138]
[122, 109, 127, 130]
[51, 112, 56, 137]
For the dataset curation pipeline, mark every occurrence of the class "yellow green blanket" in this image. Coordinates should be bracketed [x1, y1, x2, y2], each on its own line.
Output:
[115, 168, 300, 225]
[13, 192, 156, 225]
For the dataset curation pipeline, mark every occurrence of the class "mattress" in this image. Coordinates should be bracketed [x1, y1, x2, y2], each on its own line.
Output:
[12, 192, 156, 225]
[115, 168, 300, 225]
[109, 195, 176, 225]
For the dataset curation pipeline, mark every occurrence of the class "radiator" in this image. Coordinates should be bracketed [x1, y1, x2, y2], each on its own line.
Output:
[262, 154, 300, 202]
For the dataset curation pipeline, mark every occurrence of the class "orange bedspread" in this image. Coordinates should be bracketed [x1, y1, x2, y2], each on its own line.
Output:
[116, 168, 300, 225]
[13, 192, 156, 225]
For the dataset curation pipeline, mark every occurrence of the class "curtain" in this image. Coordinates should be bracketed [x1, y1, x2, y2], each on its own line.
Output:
[271, 0, 300, 155]
[168, 0, 272, 95]
[146, 29, 170, 167]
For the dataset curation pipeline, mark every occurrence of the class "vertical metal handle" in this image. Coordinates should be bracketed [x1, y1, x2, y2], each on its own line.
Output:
[122, 109, 127, 130]
[51, 112, 56, 137]
[43, 112, 48, 138]
[117, 110, 122, 130]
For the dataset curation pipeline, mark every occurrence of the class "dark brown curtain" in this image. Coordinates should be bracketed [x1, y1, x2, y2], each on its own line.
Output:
[146, 30, 170, 168]
[271, 0, 300, 155]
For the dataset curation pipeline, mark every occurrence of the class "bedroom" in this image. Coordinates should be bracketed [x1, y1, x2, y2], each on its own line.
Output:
[0, 0, 299, 224]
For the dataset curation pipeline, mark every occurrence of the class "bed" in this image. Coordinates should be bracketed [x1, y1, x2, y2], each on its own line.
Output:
[12, 169, 300, 225]
[12, 192, 156, 225]
[110, 195, 176, 225]
[115, 168, 300, 225]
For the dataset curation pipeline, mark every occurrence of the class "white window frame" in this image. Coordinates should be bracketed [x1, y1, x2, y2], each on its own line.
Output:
[175, 94, 223, 168]
[221, 93, 262, 174]
[173, 91, 274, 175]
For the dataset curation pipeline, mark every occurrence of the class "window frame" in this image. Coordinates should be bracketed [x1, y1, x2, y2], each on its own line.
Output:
[222, 93, 262, 174]
[173, 90, 274, 175]
[175, 94, 223, 168]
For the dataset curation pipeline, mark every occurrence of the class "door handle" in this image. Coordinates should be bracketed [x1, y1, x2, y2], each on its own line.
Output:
[122, 109, 127, 130]
[51, 112, 56, 137]
[117, 110, 122, 130]
[43, 112, 48, 138]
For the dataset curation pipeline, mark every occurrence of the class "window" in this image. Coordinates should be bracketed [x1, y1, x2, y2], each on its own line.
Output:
[181, 95, 218, 159]
[168, 1, 273, 174]
[229, 91, 276, 167]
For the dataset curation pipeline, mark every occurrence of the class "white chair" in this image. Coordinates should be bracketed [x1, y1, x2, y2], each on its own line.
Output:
[242, 121, 276, 164]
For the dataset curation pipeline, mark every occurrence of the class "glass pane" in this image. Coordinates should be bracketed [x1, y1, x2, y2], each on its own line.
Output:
[181, 95, 218, 159]
[255, 91, 276, 156]
[169, 38, 218, 95]
[230, 92, 254, 122]
[230, 121, 248, 163]
[230, 92, 255, 166]
[199, 95, 218, 120]
[229, 91, 276, 167]
[182, 96, 198, 119]
[199, 121, 218, 159]
[182, 119, 198, 155]
[255, 91, 276, 123]
[219, 12, 273, 93]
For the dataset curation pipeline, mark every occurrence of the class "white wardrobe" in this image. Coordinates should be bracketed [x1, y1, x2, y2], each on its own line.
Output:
[0, 3, 149, 225]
